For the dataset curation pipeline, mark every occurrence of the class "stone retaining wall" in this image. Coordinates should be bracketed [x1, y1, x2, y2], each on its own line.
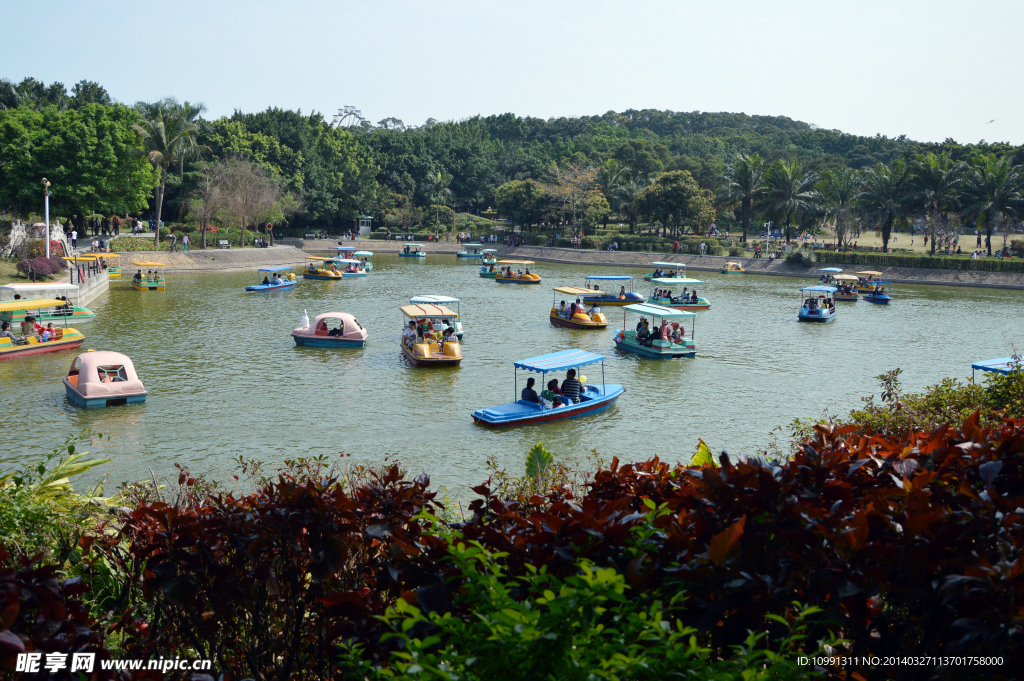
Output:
[103, 245, 307, 272]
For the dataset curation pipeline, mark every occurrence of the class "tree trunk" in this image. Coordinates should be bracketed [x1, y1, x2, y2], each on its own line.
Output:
[741, 197, 750, 243]
[984, 212, 992, 256]
[881, 216, 893, 253]
[154, 166, 166, 249]
[785, 214, 792, 243]
[201, 226, 207, 249]
[240, 219, 246, 249]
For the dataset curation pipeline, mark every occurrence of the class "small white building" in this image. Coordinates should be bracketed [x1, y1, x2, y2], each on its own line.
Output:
[355, 214, 372, 236]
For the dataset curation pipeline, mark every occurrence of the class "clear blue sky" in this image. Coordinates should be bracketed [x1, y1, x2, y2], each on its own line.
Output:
[4, 0, 1021, 144]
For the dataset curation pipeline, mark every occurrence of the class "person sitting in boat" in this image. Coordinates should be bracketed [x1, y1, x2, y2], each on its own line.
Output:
[619, 286, 627, 299]
[442, 326, 458, 344]
[271, 273, 281, 285]
[525, 268, 531, 276]
[559, 300, 567, 317]
[521, 377, 541, 404]
[588, 301, 601, 315]
[20, 316, 36, 338]
[403, 245, 410, 254]
[671, 323, 684, 344]
[636, 316, 646, 334]
[0, 322, 16, 342]
[262, 275, 270, 285]
[637, 319, 650, 344]
[561, 370, 582, 403]
[403, 321, 416, 347]
[691, 290, 698, 303]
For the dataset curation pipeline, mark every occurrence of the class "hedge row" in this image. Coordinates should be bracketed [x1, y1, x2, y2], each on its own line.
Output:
[816, 251, 1024, 272]
[15, 257, 63, 277]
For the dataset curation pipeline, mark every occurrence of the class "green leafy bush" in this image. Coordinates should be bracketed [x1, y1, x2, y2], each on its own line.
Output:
[817, 251, 1024, 272]
[729, 247, 746, 256]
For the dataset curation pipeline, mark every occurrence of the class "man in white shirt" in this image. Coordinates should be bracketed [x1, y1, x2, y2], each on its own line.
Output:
[70, 230, 78, 248]
[403, 321, 417, 347]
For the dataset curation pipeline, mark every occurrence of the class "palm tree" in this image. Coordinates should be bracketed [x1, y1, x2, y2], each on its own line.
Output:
[961, 154, 1024, 256]
[133, 106, 208, 248]
[762, 159, 819, 242]
[816, 168, 860, 250]
[615, 178, 650, 235]
[422, 170, 454, 226]
[595, 159, 626, 231]
[719, 153, 767, 243]
[911, 151, 966, 254]
[858, 160, 913, 252]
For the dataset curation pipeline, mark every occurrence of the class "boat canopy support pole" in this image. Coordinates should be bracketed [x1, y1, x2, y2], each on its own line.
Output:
[602, 361, 605, 395]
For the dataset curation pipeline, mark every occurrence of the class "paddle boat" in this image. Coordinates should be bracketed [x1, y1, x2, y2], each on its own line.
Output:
[64, 350, 147, 408]
[863, 282, 893, 305]
[399, 244, 427, 257]
[481, 249, 498, 265]
[0, 284, 95, 325]
[400, 303, 462, 366]
[329, 246, 357, 260]
[581, 275, 644, 305]
[854, 271, 884, 293]
[479, 263, 498, 278]
[831, 274, 860, 301]
[643, 261, 690, 281]
[0, 299, 85, 360]
[818, 267, 843, 284]
[245, 266, 297, 292]
[471, 349, 624, 427]
[971, 356, 1022, 381]
[354, 251, 374, 271]
[457, 246, 484, 258]
[647, 277, 711, 311]
[303, 257, 344, 280]
[614, 303, 696, 359]
[292, 311, 368, 347]
[720, 261, 746, 274]
[410, 295, 465, 339]
[104, 254, 122, 279]
[495, 260, 541, 284]
[331, 258, 369, 278]
[131, 262, 166, 290]
[798, 286, 837, 323]
[549, 286, 609, 329]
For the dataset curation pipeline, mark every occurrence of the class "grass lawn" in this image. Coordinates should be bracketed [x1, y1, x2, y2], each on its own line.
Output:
[0, 259, 23, 285]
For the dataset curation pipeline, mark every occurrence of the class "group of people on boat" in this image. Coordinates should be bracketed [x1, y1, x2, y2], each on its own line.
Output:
[635, 317, 684, 346]
[654, 288, 700, 304]
[261, 272, 288, 286]
[1, 318, 60, 344]
[403, 320, 458, 350]
[499, 266, 531, 278]
[521, 369, 584, 409]
[132, 270, 161, 284]
[557, 299, 600, 319]
[804, 296, 836, 313]
[650, 268, 683, 278]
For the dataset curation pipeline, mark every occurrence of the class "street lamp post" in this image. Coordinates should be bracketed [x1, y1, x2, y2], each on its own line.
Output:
[42, 178, 51, 258]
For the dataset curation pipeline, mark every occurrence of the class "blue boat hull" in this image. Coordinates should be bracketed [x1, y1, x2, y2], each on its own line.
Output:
[614, 338, 695, 359]
[293, 335, 367, 348]
[342, 272, 368, 278]
[798, 309, 836, 322]
[583, 293, 645, 305]
[457, 253, 482, 258]
[472, 385, 624, 427]
[399, 253, 426, 257]
[65, 384, 146, 408]
[245, 281, 297, 292]
[863, 294, 891, 305]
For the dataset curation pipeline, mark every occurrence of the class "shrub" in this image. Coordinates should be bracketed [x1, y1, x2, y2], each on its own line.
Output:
[25, 240, 62, 259]
[107, 237, 168, 252]
[580, 236, 599, 249]
[816, 251, 1024, 272]
[729, 247, 746, 257]
[709, 246, 726, 256]
[15, 257, 62, 278]
[556, 238, 571, 247]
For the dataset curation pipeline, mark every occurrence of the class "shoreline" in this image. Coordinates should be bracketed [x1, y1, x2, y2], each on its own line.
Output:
[92, 240, 1024, 289]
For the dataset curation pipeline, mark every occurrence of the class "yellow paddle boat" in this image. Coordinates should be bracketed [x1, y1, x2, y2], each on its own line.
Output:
[0, 299, 85, 360]
[131, 261, 166, 290]
[855, 271, 884, 293]
[720, 261, 746, 274]
[832, 274, 860, 301]
[549, 286, 608, 329]
[495, 260, 541, 284]
[400, 304, 462, 367]
[303, 257, 344, 280]
[105, 253, 122, 278]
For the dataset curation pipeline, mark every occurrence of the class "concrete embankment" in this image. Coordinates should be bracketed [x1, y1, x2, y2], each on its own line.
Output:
[104, 245, 307, 273]
[283, 238, 472, 255]
[503, 246, 1024, 291]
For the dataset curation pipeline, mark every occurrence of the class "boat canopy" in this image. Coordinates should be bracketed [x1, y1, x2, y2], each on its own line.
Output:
[650, 261, 685, 268]
[497, 259, 534, 265]
[330, 246, 356, 250]
[514, 349, 606, 374]
[651, 277, 704, 286]
[800, 285, 838, 293]
[0, 298, 66, 313]
[482, 249, 498, 253]
[622, 303, 696, 319]
[971, 357, 1021, 376]
[832, 274, 859, 281]
[553, 286, 594, 295]
[410, 295, 460, 304]
[62, 254, 99, 261]
[132, 261, 165, 267]
[325, 258, 363, 265]
[401, 304, 458, 319]
[856, 270, 883, 276]
[305, 256, 328, 261]
[725, 262, 742, 267]
[353, 251, 373, 257]
[819, 267, 843, 273]
[586, 275, 633, 281]
[1, 283, 78, 293]
[257, 265, 293, 272]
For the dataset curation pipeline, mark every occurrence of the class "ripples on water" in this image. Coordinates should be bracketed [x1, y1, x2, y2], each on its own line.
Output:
[1, 255, 1020, 496]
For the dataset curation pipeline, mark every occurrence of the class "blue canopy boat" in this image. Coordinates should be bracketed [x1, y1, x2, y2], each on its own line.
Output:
[862, 282, 892, 305]
[472, 349, 624, 428]
[972, 356, 1022, 380]
[457, 246, 484, 257]
[354, 251, 374, 271]
[581, 275, 645, 306]
[245, 266, 297, 292]
[798, 285, 837, 323]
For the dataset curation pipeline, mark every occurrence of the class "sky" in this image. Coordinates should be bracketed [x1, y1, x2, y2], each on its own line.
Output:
[4, 0, 1022, 145]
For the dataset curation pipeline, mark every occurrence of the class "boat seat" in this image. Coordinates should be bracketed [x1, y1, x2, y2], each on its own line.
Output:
[67, 374, 79, 387]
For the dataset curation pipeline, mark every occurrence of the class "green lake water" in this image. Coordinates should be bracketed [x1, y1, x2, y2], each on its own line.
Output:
[1, 254, 1020, 495]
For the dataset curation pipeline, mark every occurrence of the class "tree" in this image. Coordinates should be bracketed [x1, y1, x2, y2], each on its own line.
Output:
[961, 154, 1023, 256]
[911, 151, 965, 254]
[70, 80, 112, 108]
[494, 179, 544, 230]
[133, 105, 208, 248]
[635, 170, 715, 237]
[612, 139, 669, 178]
[857, 160, 913, 253]
[422, 170, 454, 226]
[186, 161, 223, 249]
[720, 154, 767, 243]
[217, 157, 284, 247]
[615, 178, 649, 235]
[580, 193, 611, 235]
[816, 168, 860, 250]
[763, 159, 820, 242]
[594, 159, 625, 230]
[545, 163, 598, 231]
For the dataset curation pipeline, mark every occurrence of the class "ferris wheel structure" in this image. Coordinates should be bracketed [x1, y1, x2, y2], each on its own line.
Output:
[332, 106, 365, 128]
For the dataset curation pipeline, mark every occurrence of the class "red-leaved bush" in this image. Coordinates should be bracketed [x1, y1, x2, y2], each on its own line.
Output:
[99, 414, 1023, 680]
[15, 258, 63, 278]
